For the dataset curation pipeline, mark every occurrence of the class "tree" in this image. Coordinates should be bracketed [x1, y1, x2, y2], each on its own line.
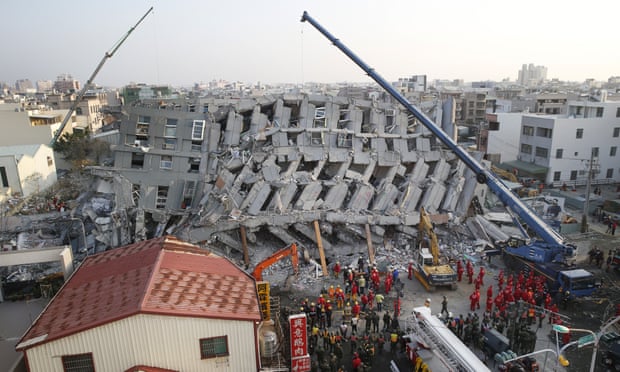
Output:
[52, 129, 110, 169]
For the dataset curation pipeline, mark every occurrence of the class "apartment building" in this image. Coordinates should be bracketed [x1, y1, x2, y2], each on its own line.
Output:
[461, 92, 487, 125]
[515, 99, 620, 186]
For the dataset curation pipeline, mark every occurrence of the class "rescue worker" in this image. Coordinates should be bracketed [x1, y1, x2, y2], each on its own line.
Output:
[408, 259, 414, 280]
[477, 266, 485, 286]
[375, 293, 384, 312]
[441, 295, 449, 317]
[456, 260, 464, 282]
[333, 261, 341, 278]
[466, 261, 474, 284]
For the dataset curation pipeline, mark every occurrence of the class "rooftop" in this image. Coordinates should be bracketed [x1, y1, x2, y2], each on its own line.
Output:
[17, 236, 260, 350]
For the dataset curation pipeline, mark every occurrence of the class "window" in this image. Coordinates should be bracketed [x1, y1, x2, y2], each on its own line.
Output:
[555, 149, 563, 159]
[62, 353, 94, 372]
[553, 171, 561, 181]
[189, 158, 200, 173]
[616, 107, 620, 118]
[191, 141, 202, 152]
[522, 126, 534, 136]
[47, 156, 53, 166]
[596, 107, 604, 117]
[535, 146, 548, 158]
[132, 184, 141, 206]
[570, 170, 578, 181]
[536, 127, 552, 138]
[137, 116, 151, 136]
[611, 146, 617, 157]
[192, 120, 205, 140]
[607, 168, 614, 178]
[156, 186, 169, 209]
[164, 118, 178, 137]
[163, 138, 177, 150]
[576, 128, 583, 139]
[592, 147, 599, 157]
[131, 153, 144, 169]
[614, 127, 620, 137]
[200, 336, 229, 359]
[520, 143, 532, 154]
[160, 156, 172, 169]
[0, 166, 8, 187]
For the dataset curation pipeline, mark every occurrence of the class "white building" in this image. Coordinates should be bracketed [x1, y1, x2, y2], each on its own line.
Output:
[515, 100, 620, 186]
[485, 113, 523, 164]
[0, 144, 57, 201]
[16, 236, 262, 372]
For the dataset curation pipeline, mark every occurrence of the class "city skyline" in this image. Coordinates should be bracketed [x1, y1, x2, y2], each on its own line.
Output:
[2, 0, 619, 88]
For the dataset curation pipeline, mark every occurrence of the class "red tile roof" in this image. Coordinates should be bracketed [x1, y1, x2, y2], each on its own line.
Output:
[17, 236, 260, 350]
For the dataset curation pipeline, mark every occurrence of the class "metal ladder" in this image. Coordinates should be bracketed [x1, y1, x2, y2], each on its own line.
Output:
[416, 320, 460, 370]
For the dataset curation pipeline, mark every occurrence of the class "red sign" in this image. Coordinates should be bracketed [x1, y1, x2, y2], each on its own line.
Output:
[291, 355, 311, 372]
[288, 313, 308, 360]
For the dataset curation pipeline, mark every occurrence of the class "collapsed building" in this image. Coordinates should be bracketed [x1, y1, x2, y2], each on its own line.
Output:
[91, 93, 489, 266]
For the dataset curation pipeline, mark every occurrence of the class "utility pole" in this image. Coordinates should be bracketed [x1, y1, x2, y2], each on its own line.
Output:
[581, 150, 595, 233]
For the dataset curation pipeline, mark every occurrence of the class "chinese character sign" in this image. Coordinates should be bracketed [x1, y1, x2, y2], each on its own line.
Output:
[288, 313, 307, 358]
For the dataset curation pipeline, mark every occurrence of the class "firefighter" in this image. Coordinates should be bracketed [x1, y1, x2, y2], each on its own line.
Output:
[408, 259, 414, 280]
[456, 260, 464, 282]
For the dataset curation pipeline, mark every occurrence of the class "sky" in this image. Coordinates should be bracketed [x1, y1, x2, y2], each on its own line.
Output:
[2, 0, 619, 88]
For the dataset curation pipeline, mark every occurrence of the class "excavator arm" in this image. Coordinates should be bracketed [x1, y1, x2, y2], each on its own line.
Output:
[419, 208, 440, 266]
[252, 243, 299, 281]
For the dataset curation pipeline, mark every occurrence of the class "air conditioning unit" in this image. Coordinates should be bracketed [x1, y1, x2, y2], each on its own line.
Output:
[134, 140, 141, 147]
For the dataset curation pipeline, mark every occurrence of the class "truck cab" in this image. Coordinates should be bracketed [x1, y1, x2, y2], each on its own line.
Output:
[557, 269, 597, 298]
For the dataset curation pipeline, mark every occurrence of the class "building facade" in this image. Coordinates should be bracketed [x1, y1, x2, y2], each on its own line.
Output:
[517, 100, 620, 186]
[0, 144, 57, 201]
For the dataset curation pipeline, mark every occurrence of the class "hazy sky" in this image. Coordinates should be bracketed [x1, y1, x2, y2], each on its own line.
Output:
[3, 0, 619, 88]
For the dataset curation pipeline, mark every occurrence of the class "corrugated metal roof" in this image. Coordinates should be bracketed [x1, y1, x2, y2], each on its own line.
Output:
[17, 236, 261, 350]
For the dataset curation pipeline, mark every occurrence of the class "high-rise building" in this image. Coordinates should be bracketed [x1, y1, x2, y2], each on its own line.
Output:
[15, 79, 34, 93]
[36, 80, 53, 92]
[517, 64, 547, 86]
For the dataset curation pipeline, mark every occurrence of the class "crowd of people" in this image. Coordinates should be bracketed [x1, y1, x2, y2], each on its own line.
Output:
[291, 253, 578, 371]
[296, 256, 409, 371]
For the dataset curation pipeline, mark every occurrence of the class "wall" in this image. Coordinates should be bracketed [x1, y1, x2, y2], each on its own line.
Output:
[24, 313, 258, 372]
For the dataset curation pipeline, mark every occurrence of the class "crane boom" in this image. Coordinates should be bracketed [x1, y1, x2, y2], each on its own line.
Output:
[50, 7, 154, 146]
[300, 11, 565, 249]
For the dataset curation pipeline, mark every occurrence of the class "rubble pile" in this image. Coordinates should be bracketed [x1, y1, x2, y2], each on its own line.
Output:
[168, 94, 488, 270]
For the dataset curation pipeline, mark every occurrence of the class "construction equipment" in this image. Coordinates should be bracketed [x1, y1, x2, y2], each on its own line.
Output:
[252, 243, 299, 282]
[300, 11, 596, 298]
[413, 207, 457, 291]
[491, 165, 518, 183]
[404, 306, 491, 372]
[50, 7, 153, 146]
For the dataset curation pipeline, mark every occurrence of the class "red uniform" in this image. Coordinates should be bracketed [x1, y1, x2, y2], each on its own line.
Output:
[477, 267, 485, 286]
[333, 262, 341, 278]
[408, 261, 414, 280]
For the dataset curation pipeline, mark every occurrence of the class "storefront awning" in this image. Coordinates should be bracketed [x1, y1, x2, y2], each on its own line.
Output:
[502, 160, 548, 176]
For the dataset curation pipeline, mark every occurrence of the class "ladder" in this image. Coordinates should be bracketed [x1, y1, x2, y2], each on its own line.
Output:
[416, 319, 460, 370]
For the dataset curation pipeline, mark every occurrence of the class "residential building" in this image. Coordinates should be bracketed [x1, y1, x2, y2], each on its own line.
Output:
[53, 73, 80, 93]
[16, 236, 262, 372]
[15, 79, 34, 93]
[534, 93, 568, 115]
[0, 103, 74, 146]
[0, 144, 57, 201]
[36, 80, 53, 93]
[461, 91, 487, 125]
[47, 90, 109, 132]
[513, 100, 620, 186]
[482, 113, 523, 164]
[394, 75, 427, 94]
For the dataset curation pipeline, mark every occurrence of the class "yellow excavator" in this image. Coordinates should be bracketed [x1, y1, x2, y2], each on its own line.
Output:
[412, 207, 458, 291]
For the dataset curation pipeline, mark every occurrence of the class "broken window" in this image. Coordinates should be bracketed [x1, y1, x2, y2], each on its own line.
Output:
[131, 153, 144, 169]
[337, 133, 353, 148]
[156, 186, 169, 209]
[136, 115, 150, 136]
[160, 156, 173, 169]
[132, 184, 141, 206]
[189, 158, 200, 173]
[192, 120, 205, 140]
[164, 118, 177, 137]
[191, 141, 202, 152]
[182, 180, 196, 208]
[313, 107, 326, 128]
[163, 138, 177, 150]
